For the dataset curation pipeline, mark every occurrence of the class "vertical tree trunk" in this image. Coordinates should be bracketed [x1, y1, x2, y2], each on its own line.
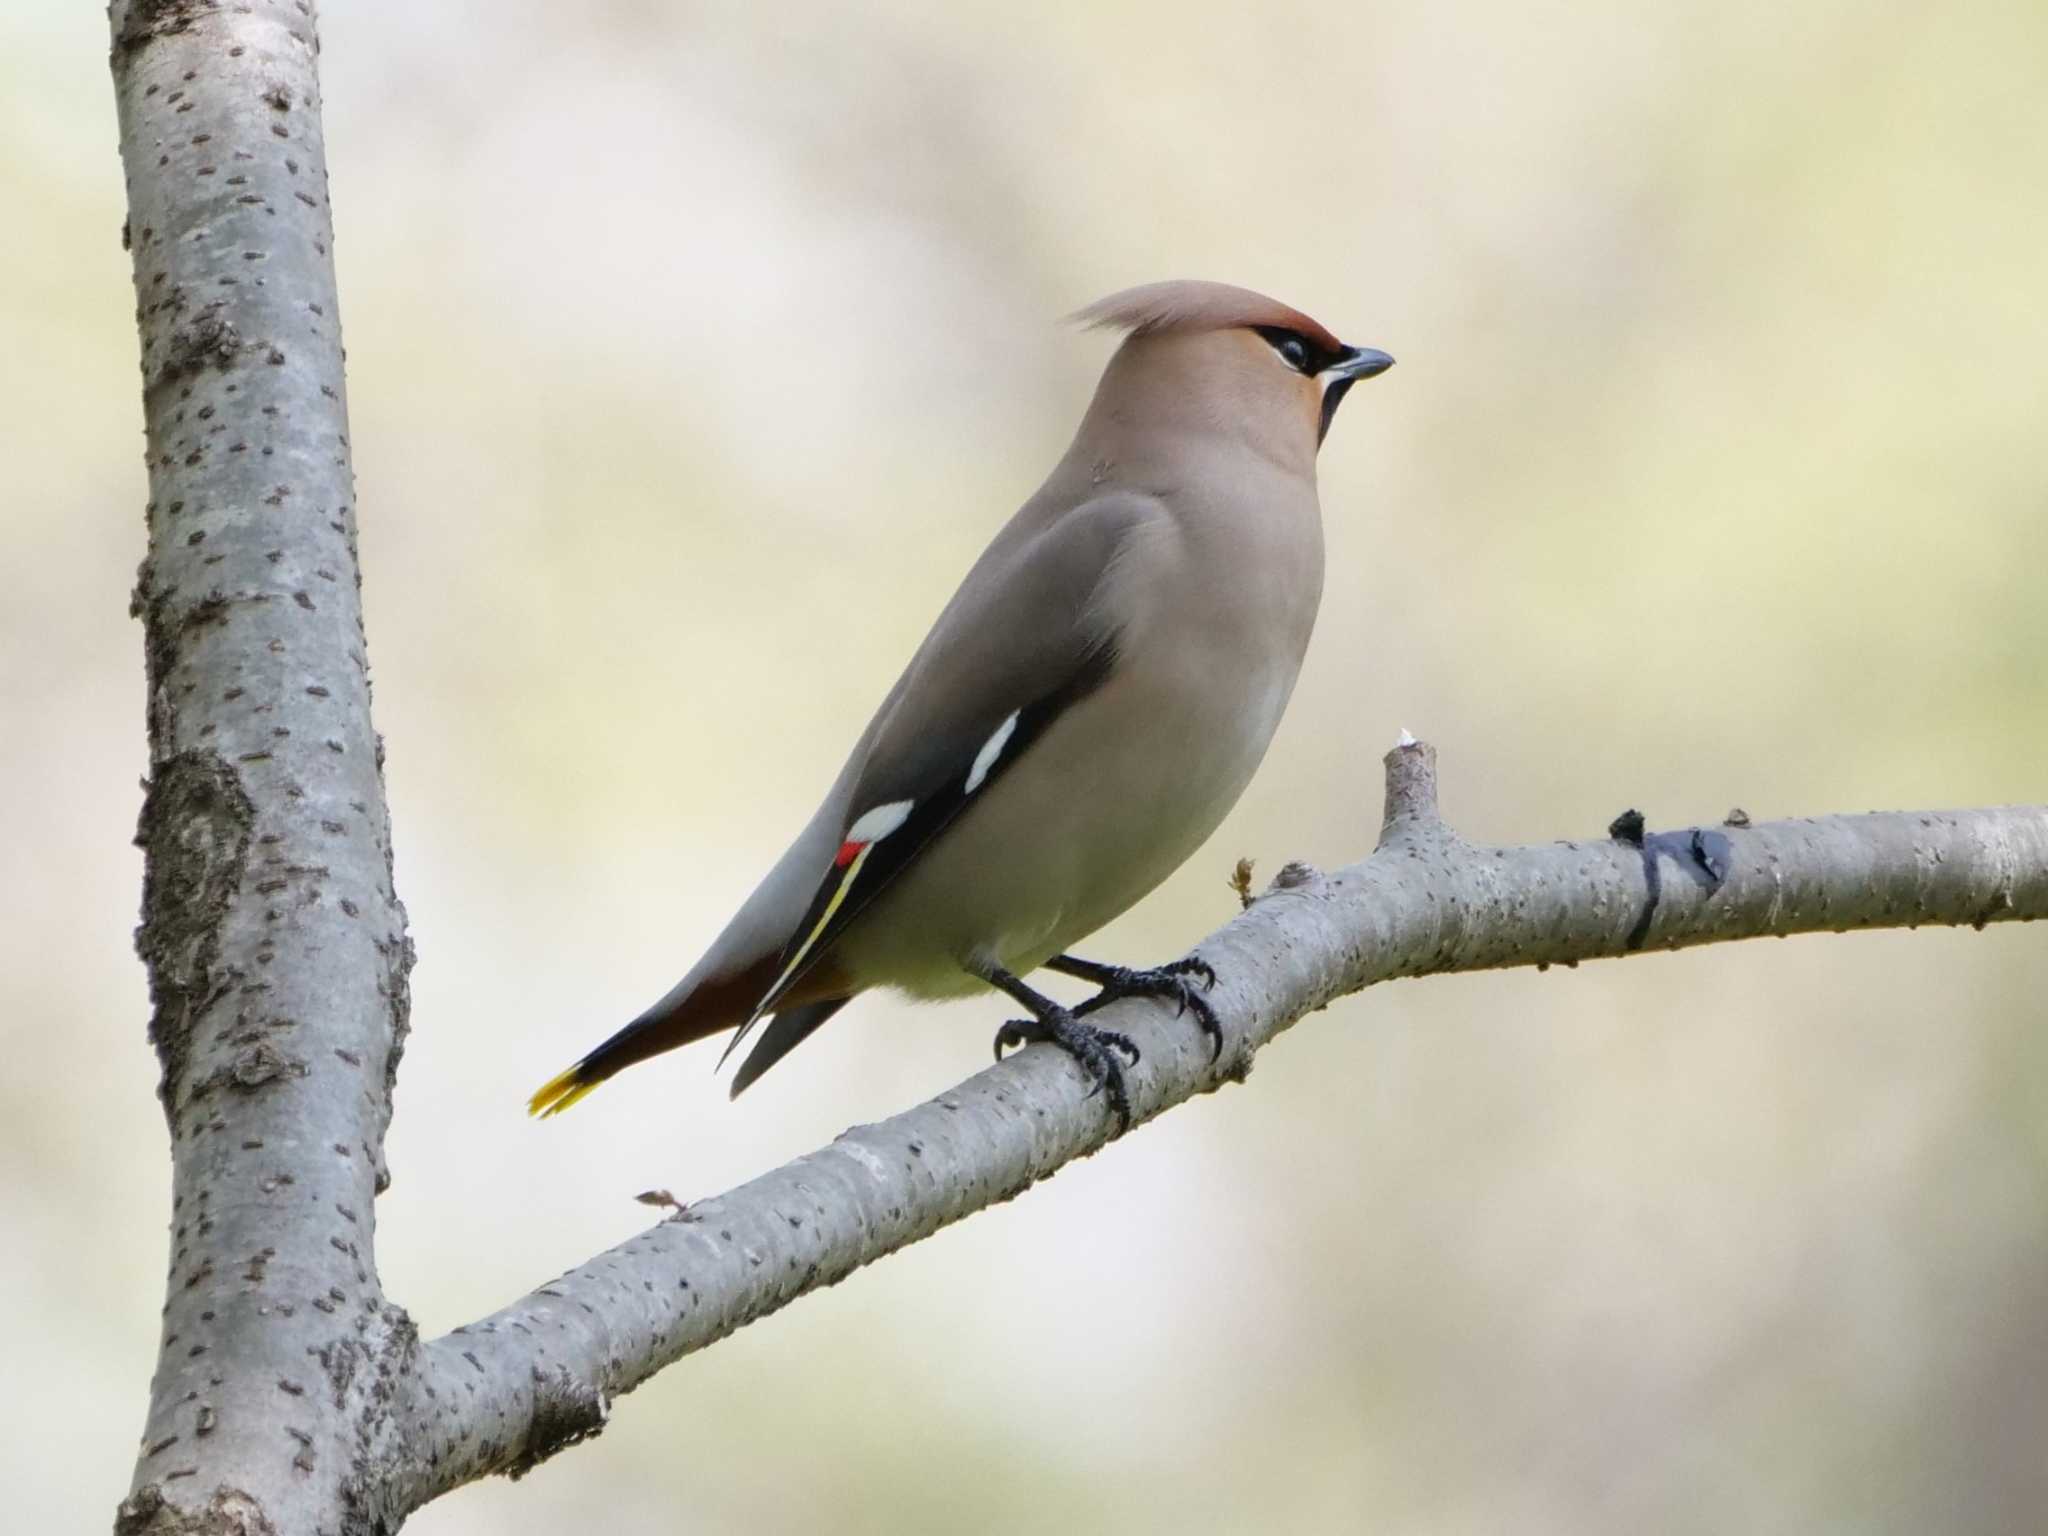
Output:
[109, 4, 416, 1531]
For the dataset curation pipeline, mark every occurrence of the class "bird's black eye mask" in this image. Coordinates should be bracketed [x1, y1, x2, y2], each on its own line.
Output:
[1252, 325, 1344, 376]
[1255, 326, 1396, 443]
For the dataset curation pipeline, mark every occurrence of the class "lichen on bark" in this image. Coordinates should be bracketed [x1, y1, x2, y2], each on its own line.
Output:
[134, 752, 256, 1105]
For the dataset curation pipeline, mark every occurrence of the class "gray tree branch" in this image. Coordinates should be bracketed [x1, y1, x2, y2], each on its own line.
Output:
[106, 7, 2048, 1533]
[386, 750, 2047, 1509]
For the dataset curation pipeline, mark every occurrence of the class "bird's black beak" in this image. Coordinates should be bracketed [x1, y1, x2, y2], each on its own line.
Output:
[1317, 345, 1394, 443]
[1328, 345, 1395, 382]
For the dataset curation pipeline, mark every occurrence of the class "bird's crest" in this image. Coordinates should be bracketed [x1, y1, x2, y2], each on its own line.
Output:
[1072, 279, 1343, 355]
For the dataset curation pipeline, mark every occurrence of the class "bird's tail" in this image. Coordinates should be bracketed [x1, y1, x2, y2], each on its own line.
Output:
[527, 1062, 606, 1118]
[528, 956, 781, 1118]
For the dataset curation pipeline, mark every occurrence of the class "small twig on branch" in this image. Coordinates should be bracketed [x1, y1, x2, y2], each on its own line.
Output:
[1229, 856, 1257, 910]
[388, 740, 2048, 1507]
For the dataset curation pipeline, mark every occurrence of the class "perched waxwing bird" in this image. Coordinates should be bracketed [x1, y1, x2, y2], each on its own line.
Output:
[531, 280, 1394, 1131]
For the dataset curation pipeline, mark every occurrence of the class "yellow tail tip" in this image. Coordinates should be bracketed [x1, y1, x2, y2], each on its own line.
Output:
[529, 1066, 602, 1118]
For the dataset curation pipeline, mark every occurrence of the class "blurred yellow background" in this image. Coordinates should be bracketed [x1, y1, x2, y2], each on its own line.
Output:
[5, 1, 2046, 1530]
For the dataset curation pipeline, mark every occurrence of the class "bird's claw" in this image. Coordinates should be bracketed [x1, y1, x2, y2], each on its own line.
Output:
[991, 1009, 1140, 1133]
[1072, 957, 1224, 1063]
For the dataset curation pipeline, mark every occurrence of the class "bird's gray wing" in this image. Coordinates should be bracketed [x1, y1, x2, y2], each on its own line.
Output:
[727, 997, 851, 1098]
[735, 490, 1162, 1030]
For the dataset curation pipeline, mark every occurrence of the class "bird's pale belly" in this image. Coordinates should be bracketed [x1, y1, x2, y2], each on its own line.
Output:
[834, 650, 1295, 999]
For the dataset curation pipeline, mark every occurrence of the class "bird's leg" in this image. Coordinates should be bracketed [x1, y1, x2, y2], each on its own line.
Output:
[1045, 952, 1223, 1063]
[976, 963, 1140, 1134]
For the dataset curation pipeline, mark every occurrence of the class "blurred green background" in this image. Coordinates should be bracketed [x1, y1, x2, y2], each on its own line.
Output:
[5, 1, 2046, 1530]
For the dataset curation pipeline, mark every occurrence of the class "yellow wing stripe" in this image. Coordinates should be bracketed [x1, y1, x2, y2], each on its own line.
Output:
[751, 843, 872, 1024]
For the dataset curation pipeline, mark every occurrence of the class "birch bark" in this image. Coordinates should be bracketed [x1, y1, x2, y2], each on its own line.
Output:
[111, 5, 417, 1533]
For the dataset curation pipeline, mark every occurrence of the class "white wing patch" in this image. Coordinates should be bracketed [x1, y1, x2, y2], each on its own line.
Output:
[965, 711, 1021, 794]
[846, 798, 914, 843]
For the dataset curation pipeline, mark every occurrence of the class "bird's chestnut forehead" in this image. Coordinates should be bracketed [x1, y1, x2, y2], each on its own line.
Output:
[1072, 279, 1343, 355]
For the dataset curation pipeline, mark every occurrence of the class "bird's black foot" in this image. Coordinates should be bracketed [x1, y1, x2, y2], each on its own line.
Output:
[1050, 953, 1224, 1063]
[992, 1007, 1140, 1132]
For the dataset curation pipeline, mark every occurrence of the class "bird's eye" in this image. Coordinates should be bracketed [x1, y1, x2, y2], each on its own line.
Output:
[1254, 326, 1313, 373]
